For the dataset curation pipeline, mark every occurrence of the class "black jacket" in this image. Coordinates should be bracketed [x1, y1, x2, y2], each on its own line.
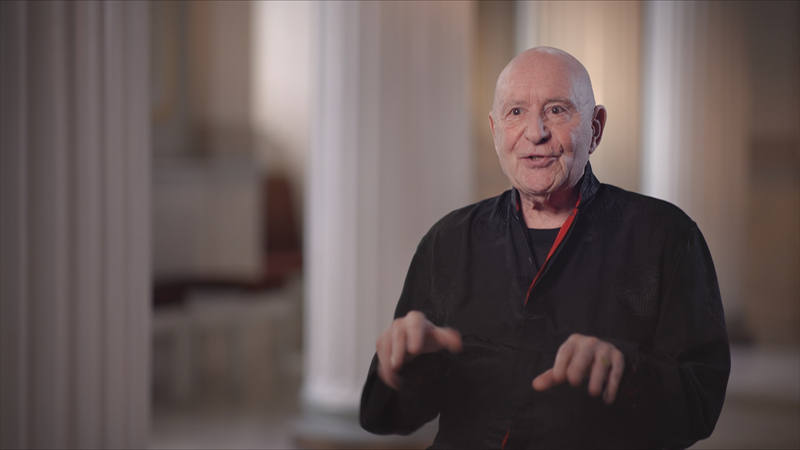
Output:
[360, 164, 730, 449]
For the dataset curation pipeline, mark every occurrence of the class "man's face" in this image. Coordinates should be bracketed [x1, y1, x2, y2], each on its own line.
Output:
[489, 52, 600, 201]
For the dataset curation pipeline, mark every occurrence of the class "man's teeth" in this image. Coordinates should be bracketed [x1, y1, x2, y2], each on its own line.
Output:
[529, 156, 544, 160]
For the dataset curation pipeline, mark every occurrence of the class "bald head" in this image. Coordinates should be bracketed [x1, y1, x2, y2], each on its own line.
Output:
[493, 47, 596, 119]
[488, 46, 607, 209]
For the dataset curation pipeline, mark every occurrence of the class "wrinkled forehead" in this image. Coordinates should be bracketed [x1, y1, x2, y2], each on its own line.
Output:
[494, 51, 593, 110]
[500, 67, 577, 102]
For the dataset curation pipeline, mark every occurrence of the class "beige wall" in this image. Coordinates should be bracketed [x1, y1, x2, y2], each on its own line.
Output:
[187, 0, 252, 154]
[151, 1, 264, 281]
[151, 0, 255, 157]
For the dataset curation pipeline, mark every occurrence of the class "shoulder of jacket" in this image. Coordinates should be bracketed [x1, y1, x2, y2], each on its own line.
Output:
[428, 189, 512, 235]
[592, 183, 696, 229]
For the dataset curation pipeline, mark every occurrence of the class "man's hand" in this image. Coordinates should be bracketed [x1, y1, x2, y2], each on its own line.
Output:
[376, 310, 462, 390]
[532, 333, 624, 405]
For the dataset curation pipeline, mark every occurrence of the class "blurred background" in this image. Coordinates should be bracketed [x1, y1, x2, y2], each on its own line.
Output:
[1, 1, 798, 449]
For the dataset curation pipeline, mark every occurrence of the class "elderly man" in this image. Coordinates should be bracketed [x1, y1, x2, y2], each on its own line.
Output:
[359, 47, 730, 448]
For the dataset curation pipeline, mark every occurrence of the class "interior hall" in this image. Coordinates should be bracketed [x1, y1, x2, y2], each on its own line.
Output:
[1, 1, 798, 448]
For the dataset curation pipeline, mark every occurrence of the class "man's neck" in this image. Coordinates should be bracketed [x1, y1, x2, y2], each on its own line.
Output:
[519, 187, 579, 229]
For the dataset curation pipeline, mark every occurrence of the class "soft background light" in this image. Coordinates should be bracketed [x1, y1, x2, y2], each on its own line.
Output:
[1, 1, 797, 448]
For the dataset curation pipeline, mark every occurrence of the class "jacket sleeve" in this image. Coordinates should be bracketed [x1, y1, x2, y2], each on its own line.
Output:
[605, 222, 731, 449]
[359, 232, 447, 435]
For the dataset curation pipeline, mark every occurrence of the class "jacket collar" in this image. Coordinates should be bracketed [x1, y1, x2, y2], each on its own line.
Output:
[510, 161, 600, 213]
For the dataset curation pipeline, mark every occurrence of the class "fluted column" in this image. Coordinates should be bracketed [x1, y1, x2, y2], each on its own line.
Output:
[642, 1, 749, 321]
[0, 2, 150, 448]
[298, 1, 474, 444]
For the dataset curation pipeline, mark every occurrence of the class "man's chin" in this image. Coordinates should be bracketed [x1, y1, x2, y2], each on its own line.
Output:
[516, 180, 560, 197]
[515, 181, 582, 206]
[516, 186, 557, 201]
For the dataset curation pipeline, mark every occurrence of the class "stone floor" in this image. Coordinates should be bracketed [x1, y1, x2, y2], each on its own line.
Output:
[690, 345, 799, 449]
[150, 391, 300, 449]
[149, 344, 799, 449]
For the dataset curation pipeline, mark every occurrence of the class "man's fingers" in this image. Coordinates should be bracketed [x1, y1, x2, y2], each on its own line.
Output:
[551, 338, 577, 384]
[533, 334, 626, 405]
[410, 321, 461, 357]
[565, 338, 596, 387]
[376, 335, 401, 390]
[532, 368, 559, 391]
[406, 321, 425, 356]
[587, 353, 611, 397]
[603, 352, 625, 404]
[390, 325, 407, 370]
[374, 311, 464, 391]
[428, 326, 463, 353]
[377, 362, 401, 390]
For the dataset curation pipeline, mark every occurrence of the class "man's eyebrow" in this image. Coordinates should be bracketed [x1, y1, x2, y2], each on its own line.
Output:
[500, 99, 528, 108]
[500, 98, 575, 109]
[544, 97, 574, 106]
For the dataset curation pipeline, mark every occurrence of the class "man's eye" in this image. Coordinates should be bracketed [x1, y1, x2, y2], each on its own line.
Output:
[550, 106, 563, 114]
[511, 108, 522, 115]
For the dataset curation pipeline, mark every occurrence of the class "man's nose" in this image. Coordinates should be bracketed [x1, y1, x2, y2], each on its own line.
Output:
[525, 115, 550, 145]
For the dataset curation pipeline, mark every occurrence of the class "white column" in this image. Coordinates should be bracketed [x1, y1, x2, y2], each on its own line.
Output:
[0, 2, 150, 448]
[642, 1, 749, 321]
[298, 0, 474, 443]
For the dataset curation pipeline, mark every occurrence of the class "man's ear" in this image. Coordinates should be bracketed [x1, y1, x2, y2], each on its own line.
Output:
[489, 112, 501, 155]
[589, 105, 607, 154]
